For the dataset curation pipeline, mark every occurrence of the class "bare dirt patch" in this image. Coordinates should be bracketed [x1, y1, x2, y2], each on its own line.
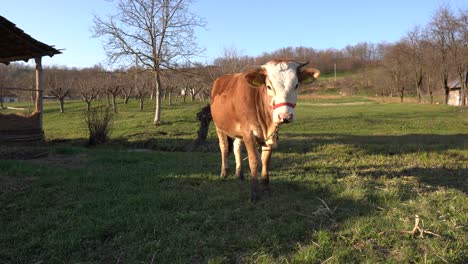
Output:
[0, 147, 88, 167]
[0, 147, 48, 160]
[27, 153, 89, 167]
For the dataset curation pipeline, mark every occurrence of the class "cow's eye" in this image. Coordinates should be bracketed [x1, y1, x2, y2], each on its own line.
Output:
[267, 85, 272, 90]
[295, 83, 299, 89]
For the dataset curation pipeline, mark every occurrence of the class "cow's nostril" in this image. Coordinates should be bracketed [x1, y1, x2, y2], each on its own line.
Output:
[281, 114, 292, 123]
[277, 113, 293, 124]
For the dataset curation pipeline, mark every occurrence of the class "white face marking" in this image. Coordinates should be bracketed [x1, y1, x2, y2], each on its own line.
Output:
[262, 61, 301, 124]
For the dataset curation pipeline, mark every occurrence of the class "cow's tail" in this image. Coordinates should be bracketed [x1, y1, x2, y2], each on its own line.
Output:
[195, 104, 212, 145]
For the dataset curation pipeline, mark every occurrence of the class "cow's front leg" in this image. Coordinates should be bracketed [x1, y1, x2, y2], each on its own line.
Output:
[243, 131, 260, 202]
[261, 145, 272, 196]
[233, 138, 244, 181]
[216, 128, 229, 179]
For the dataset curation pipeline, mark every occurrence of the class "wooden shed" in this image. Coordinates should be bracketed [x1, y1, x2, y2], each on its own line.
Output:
[0, 15, 61, 141]
[447, 71, 468, 106]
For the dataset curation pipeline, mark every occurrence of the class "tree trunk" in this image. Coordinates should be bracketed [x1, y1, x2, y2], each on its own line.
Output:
[416, 74, 423, 104]
[86, 101, 91, 112]
[400, 87, 405, 103]
[139, 97, 144, 111]
[124, 95, 130, 104]
[427, 76, 433, 104]
[459, 70, 466, 106]
[168, 92, 172, 106]
[443, 75, 449, 105]
[112, 94, 117, 113]
[444, 79, 450, 104]
[153, 72, 161, 125]
[59, 98, 65, 113]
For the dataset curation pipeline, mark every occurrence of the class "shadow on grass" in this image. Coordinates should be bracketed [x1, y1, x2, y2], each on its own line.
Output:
[277, 133, 468, 155]
[1, 134, 466, 262]
[42, 132, 468, 155]
[0, 157, 374, 263]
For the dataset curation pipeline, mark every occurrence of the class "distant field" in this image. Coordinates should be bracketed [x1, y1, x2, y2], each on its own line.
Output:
[1, 97, 467, 263]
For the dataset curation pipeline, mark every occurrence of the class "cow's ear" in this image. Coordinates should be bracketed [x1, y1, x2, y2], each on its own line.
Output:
[244, 68, 266, 87]
[298, 68, 320, 84]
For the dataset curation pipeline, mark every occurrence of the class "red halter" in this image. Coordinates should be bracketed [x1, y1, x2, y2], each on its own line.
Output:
[261, 85, 296, 110]
[271, 102, 296, 110]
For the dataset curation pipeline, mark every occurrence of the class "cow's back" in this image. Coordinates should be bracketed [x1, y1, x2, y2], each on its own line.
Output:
[211, 73, 258, 138]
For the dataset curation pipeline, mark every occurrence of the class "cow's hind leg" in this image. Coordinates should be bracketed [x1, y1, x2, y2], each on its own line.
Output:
[233, 138, 244, 181]
[216, 128, 229, 179]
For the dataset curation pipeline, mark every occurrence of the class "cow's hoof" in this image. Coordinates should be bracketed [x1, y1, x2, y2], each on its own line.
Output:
[261, 186, 271, 197]
[250, 180, 259, 202]
[220, 169, 229, 180]
[236, 169, 244, 181]
[250, 192, 258, 203]
[260, 179, 271, 196]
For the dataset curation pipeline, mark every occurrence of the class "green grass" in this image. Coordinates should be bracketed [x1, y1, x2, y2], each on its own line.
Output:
[1, 98, 467, 263]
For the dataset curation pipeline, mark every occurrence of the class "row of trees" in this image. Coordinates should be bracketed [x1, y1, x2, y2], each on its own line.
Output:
[369, 6, 467, 104]
[0, 63, 216, 113]
[1, 2, 466, 125]
[213, 6, 467, 105]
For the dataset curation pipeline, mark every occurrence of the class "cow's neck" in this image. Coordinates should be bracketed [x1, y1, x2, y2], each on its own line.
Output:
[257, 86, 278, 147]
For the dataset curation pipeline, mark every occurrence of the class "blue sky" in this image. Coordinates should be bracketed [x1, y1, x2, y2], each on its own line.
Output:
[2, 0, 467, 68]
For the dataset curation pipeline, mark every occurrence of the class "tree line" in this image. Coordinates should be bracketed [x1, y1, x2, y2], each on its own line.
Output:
[212, 6, 467, 105]
[0, 63, 216, 113]
[1, 2, 466, 124]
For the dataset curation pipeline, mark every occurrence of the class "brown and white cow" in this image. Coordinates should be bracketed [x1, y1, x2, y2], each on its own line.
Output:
[210, 60, 320, 201]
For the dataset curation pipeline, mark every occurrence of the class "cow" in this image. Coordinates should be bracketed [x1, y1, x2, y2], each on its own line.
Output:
[210, 60, 320, 201]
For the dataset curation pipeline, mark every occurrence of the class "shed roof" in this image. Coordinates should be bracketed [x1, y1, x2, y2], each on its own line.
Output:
[448, 71, 468, 89]
[0, 16, 61, 65]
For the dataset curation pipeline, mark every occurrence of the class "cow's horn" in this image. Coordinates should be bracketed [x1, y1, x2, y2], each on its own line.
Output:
[298, 61, 309, 68]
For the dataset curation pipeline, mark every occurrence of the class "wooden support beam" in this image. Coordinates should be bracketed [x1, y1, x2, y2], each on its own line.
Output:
[34, 57, 43, 134]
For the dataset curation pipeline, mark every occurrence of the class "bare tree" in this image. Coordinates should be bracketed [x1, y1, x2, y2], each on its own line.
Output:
[119, 72, 134, 104]
[47, 71, 74, 113]
[213, 46, 251, 74]
[368, 66, 393, 101]
[404, 26, 427, 103]
[104, 74, 122, 113]
[160, 71, 182, 106]
[135, 72, 151, 111]
[429, 6, 454, 104]
[383, 43, 409, 102]
[78, 76, 100, 112]
[430, 6, 468, 105]
[446, 8, 468, 105]
[93, 0, 206, 125]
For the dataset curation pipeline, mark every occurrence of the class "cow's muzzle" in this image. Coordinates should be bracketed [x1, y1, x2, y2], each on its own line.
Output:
[277, 112, 293, 124]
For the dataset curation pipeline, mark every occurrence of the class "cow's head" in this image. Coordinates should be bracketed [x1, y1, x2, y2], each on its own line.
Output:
[245, 60, 320, 124]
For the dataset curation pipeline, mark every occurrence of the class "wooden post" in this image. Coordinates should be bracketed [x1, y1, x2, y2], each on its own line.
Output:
[35, 57, 43, 131]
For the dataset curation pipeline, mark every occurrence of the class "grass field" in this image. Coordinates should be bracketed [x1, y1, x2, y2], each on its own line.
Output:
[1, 97, 467, 263]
